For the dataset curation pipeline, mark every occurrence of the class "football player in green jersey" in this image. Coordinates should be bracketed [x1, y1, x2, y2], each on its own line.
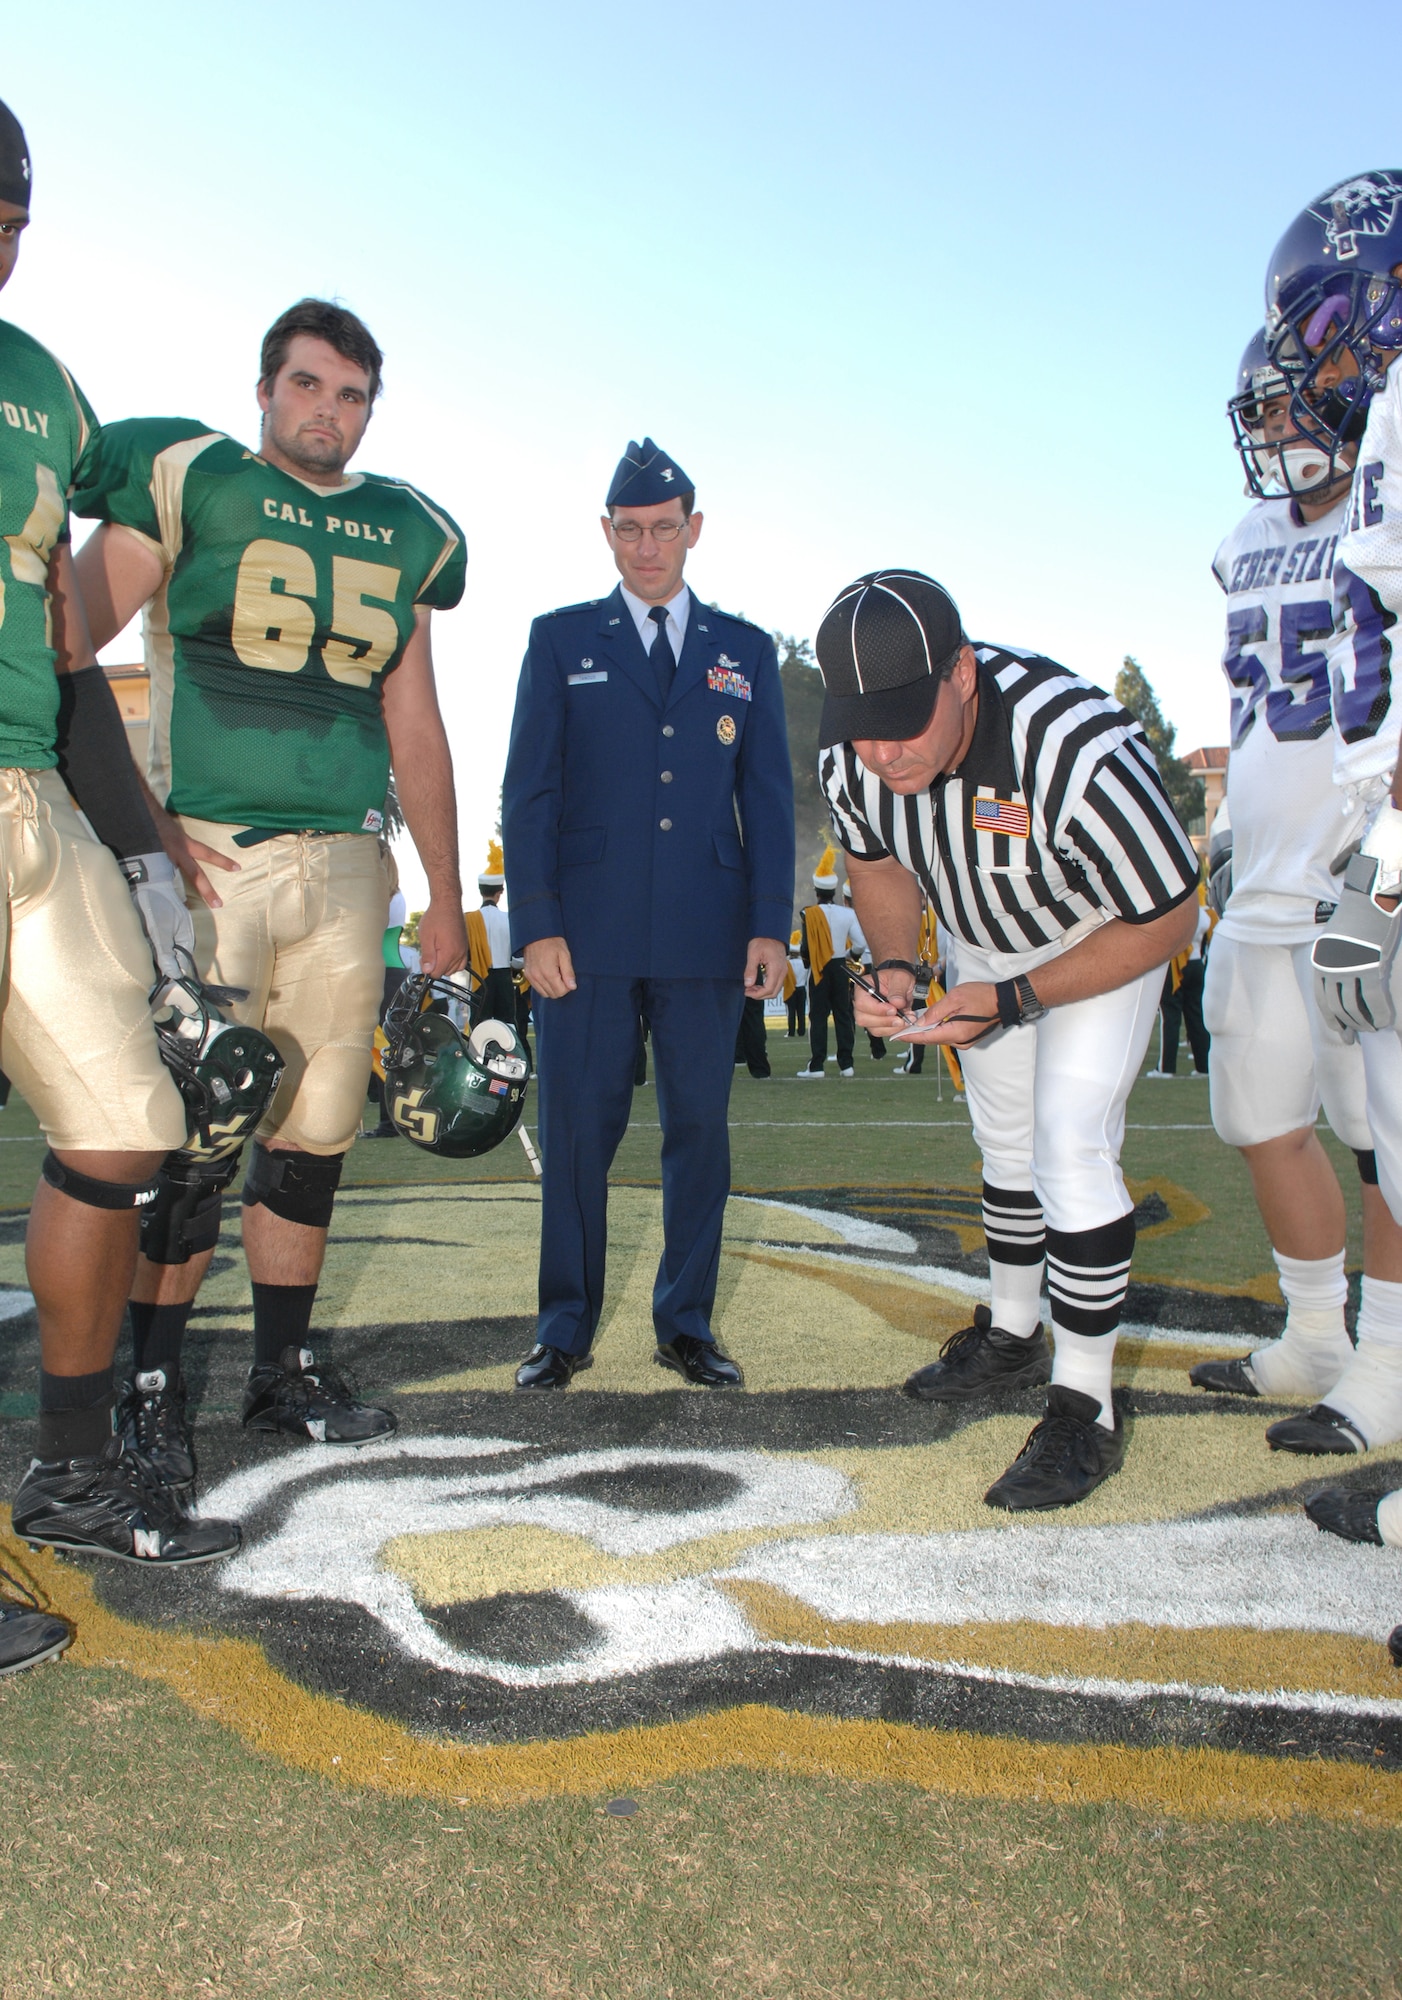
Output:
[73, 296, 469, 1488]
[0, 101, 241, 1654]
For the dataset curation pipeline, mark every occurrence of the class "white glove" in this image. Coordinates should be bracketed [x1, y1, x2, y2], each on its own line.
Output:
[1313, 853, 1402, 1035]
[120, 851, 196, 981]
[1359, 800, 1402, 897]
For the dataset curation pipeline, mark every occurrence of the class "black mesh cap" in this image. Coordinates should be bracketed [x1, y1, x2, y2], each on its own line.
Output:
[816, 569, 965, 745]
[0, 100, 32, 212]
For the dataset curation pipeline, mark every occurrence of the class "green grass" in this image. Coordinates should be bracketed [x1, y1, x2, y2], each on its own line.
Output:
[3, 1666, 1399, 2000]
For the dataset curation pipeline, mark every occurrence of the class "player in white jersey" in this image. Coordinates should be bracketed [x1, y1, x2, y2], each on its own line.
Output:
[1192, 331, 1402, 1413]
[1257, 174, 1402, 1531]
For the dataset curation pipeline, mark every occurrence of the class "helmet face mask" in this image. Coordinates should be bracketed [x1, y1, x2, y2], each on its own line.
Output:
[1263, 171, 1402, 460]
[382, 976, 532, 1158]
[1230, 326, 1348, 500]
[151, 976, 285, 1163]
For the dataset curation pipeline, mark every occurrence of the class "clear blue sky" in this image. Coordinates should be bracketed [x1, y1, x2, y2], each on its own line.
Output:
[6, 1, 1399, 899]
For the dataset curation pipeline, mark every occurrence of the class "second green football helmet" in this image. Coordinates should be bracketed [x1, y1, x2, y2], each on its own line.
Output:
[382, 976, 531, 1158]
[151, 975, 285, 1162]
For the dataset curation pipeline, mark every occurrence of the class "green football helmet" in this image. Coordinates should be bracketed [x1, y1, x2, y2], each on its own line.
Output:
[151, 975, 285, 1163]
[382, 976, 531, 1158]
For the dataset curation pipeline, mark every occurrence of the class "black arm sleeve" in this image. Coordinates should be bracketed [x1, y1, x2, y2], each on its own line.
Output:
[53, 665, 161, 860]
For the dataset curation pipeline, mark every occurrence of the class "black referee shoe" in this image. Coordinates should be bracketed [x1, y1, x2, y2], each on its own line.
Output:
[242, 1346, 397, 1444]
[1304, 1487, 1385, 1545]
[903, 1305, 1051, 1402]
[983, 1386, 1127, 1511]
[12, 1440, 241, 1565]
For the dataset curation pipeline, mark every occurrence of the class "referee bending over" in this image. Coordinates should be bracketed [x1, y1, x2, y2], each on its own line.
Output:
[818, 571, 1200, 1509]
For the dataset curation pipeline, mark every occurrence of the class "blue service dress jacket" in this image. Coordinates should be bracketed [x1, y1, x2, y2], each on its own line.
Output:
[503, 585, 794, 977]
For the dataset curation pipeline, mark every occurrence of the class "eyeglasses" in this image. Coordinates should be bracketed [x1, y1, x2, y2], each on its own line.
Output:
[610, 518, 687, 543]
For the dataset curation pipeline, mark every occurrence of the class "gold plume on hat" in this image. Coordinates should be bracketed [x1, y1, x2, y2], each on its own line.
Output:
[478, 836, 505, 885]
[812, 841, 840, 888]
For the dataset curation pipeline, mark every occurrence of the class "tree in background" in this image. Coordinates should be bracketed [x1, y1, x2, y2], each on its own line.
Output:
[776, 634, 833, 909]
[1114, 656, 1204, 831]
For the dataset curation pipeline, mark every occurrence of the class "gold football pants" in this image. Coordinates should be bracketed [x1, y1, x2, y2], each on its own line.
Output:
[0, 767, 187, 1153]
[178, 818, 394, 1156]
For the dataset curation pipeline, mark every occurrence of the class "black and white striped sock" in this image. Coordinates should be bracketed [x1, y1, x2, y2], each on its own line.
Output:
[982, 1182, 1045, 1338]
[1045, 1213, 1136, 1428]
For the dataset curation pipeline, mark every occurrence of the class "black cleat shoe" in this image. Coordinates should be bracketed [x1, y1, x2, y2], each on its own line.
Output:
[12, 1440, 240, 1565]
[1189, 1356, 1260, 1397]
[514, 1344, 593, 1390]
[984, 1386, 1127, 1512]
[116, 1368, 196, 1511]
[1389, 1626, 1402, 1669]
[654, 1334, 744, 1387]
[242, 1345, 396, 1443]
[1304, 1487, 1385, 1544]
[1266, 1403, 1367, 1456]
[903, 1305, 1051, 1402]
[0, 1564, 72, 1677]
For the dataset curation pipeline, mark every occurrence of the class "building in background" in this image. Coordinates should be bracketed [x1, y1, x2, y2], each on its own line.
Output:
[1182, 745, 1228, 853]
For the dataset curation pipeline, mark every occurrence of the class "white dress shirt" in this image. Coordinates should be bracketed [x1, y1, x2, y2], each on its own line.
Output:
[480, 901, 512, 968]
[620, 582, 691, 662]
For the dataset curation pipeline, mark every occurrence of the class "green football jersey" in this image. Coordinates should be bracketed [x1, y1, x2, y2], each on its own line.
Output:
[70, 417, 466, 831]
[0, 317, 98, 769]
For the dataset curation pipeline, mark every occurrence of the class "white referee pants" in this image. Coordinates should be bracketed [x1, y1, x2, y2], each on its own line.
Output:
[947, 940, 1162, 1232]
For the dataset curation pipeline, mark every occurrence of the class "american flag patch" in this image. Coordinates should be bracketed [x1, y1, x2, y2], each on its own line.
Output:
[972, 795, 1031, 840]
[488, 1080, 509, 1097]
[707, 665, 752, 701]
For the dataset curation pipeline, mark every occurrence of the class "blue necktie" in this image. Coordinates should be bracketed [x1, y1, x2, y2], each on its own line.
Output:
[648, 604, 676, 705]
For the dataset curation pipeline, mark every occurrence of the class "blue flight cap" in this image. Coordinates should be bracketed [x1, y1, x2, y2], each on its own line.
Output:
[606, 437, 693, 509]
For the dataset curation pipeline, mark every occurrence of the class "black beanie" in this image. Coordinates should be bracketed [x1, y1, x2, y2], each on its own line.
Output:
[0, 100, 32, 211]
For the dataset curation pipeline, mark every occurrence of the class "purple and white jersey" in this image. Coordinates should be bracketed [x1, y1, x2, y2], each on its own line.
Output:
[1212, 493, 1361, 944]
[1329, 364, 1402, 798]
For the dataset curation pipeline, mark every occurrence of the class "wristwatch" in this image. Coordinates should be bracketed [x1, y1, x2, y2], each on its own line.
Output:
[994, 974, 1048, 1027]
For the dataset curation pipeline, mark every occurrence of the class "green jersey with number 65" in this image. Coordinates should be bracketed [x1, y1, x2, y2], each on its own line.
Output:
[0, 316, 98, 769]
[70, 417, 466, 831]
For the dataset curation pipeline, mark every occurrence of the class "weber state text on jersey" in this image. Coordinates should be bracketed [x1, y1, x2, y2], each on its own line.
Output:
[1213, 493, 1361, 943]
[1329, 364, 1402, 798]
[0, 317, 98, 769]
[70, 418, 465, 831]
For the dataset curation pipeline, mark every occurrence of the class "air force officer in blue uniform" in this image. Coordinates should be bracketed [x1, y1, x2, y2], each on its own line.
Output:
[503, 440, 794, 1389]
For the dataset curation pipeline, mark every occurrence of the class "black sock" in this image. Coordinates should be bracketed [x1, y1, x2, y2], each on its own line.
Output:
[251, 1283, 318, 1368]
[129, 1300, 193, 1379]
[38, 1367, 115, 1461]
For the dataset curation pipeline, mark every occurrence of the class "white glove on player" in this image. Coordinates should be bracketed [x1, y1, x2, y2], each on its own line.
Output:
[1312, 851, 1402, 1036]
[120, 851, 196, 982]
[1359, 799, 1402, 897]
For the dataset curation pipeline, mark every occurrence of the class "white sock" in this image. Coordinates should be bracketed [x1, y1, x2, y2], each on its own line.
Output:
[1049, 1324, 1116, 1429]
[989, 1260, 1045, 1339]
[1324, 1276, 1402, 1448]
[1249, 1250, 1352, 1396]
[1378, 1488, 1402, 1548]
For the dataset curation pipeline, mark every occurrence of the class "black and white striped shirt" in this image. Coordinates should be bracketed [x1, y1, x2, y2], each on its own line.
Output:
[820, 645, 1199, 957]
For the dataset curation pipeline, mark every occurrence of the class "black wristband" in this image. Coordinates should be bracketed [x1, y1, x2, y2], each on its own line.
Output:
[875, 959, 919, 978]
[994, 979, 1021, 1028]
[53, 666, 160, 860]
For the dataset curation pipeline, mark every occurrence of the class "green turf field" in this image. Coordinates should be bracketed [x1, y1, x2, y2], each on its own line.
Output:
[3, 1044, 1400, 1999]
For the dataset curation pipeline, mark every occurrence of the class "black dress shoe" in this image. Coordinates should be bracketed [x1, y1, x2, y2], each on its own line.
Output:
[1390, 1625, 1402, 1669]
[654, 1334, 744, 1387]
[1188, 1356, 1260, 1397]
[1304, 1487, 1385, 1544]
[984, 1386, 1127, 1511]
[903, 1305, 1051, 1402]
[515, 1344, 593, 1390]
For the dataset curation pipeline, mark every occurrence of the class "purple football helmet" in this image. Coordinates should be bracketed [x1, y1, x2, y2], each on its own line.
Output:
[1229, 327, 1342, 499]
[1264, 171, 1402, 468]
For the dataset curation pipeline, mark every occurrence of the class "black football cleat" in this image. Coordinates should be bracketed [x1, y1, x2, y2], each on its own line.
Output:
[1304, 1487, 1385, 1545]
[514, 1344, 594, 1390]
[116, 1368, 197, 1511]
[242, 1345, 396, 1443]
[1266, 1403, 1368, 1456]
[1189, 1357, 1260, 1397]
[904, 1305, 1051, 1402]
[1389, 1626, 1402, 1669]
[654, 1334, 744, 1387]
[984, 1386, 1127, 1512]
[12, 1441, 240, 1565]
[0, 1564, 72, 1677]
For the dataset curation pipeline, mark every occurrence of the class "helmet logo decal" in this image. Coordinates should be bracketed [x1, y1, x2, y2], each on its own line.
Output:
[389, 1086, 440, 1146]
[1312, 173, 1402, 260]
